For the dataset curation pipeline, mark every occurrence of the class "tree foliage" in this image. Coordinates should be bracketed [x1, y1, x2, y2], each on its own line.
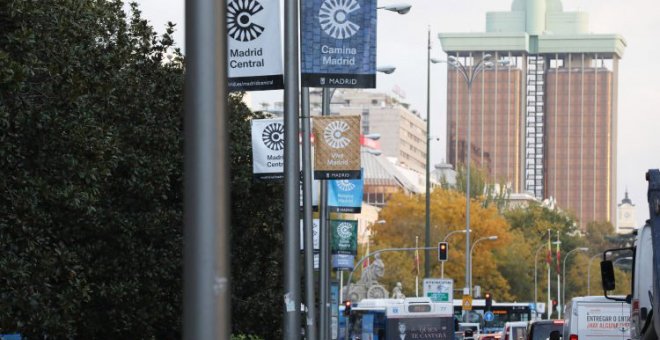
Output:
[371, 189, 514, 301]
[1, 1, 286, 338]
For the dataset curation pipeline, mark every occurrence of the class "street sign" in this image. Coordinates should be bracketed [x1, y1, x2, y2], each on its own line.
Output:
[423, 278, 453, 303]
[462, 295, 473, 311]
[484, 311, 494, 322]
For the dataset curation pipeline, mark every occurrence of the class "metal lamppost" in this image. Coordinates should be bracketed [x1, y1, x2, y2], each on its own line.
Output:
[440, 229, 470, 278]
[533, 244, 546, 311]
[317, 67, 397, 340]
[586, 253, 603, 295]
[469, 235, 498, 292]
[561, 247, 588, 318]
[424, 27, 445, 279]
[448, 54, 508, 296]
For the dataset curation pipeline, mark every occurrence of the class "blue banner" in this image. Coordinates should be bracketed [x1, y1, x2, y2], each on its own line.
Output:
[301, 0, 377, 88]
[328, 171, 364, 213]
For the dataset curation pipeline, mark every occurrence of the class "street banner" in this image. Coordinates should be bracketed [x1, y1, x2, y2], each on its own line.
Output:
[328, 170, 364, 213]
[299, 219, 320, 252]
[330, 219, 358, 255]
[313, 115, 361, 179]
[251, 118, 284, 180]
[227, 0, 284, 91]
[300, 0, 377, 88]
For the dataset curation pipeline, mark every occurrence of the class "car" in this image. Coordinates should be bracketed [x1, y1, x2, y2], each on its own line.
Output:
[526, 320, 564, 340]
[503, 321, 528, 340]
[479, 332, 503, 340]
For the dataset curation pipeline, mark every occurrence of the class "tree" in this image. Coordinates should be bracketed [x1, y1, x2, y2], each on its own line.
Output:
[1, 1, 186, 337]
[371, 189, 515, 301]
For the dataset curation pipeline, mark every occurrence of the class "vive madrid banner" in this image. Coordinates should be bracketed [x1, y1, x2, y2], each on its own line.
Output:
[300, 0, 377, 88]
[227, 0, 284, 91]
[251, 118, 284, 180]
[330, 219, 358, 255]
[328, 170, 364, 213]
[313, 115, 361, 180]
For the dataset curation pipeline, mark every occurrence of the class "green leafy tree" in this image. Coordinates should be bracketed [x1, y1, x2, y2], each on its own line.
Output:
[1, 1, 286, 338]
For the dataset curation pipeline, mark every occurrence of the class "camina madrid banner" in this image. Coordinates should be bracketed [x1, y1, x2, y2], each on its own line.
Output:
[227, 0, 284, 91]
[300, 0, 377, 88]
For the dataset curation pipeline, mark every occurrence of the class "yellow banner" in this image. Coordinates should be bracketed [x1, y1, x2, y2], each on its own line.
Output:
[313, 115, 361, 179]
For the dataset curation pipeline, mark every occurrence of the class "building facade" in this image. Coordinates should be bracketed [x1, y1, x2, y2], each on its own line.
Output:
[617, 191, 636, 234]
[439, 0, 625, 227]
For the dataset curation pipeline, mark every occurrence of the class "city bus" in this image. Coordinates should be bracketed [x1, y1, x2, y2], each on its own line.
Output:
[342, 297, 455, 340]
[452, 299, 533, 334]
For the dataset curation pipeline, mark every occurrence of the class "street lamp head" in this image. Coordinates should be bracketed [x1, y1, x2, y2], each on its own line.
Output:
[430, 58, 445, 64]
[363, 133, 381, 140]
[579, 247, 589, 252]
[498, 59, 510, 66]
[376, 66, 396, 74]
[483, 53, 492, 60]
[376, 220, 386, 224]
[448, 55, 458, 62]
[377, 4, 412, 14]
[487, 236, 498, 240]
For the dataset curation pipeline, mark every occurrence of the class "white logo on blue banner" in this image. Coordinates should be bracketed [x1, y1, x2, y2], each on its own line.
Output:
[301, 0, 376, 88]
[227, 0, 284, 91]
[328, 170, 363, 213]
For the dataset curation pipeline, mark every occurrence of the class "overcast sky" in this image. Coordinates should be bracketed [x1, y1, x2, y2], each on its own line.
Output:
[134, 0, 660, 227]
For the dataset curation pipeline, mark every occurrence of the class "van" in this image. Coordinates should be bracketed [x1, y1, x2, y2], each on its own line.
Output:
[562, 296, 630, 340]
[503, 321, 527, 340]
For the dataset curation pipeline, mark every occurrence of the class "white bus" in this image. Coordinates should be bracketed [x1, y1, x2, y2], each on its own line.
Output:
[343, 297, 454, 340]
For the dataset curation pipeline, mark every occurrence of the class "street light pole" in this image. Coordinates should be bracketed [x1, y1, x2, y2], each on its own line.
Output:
[587, 253, 602, 295]
[449, 54, 504, 296]
[440, 229, 469, 278]
[533, 244, 545, 315]
[424, 28, 445, 279]
[561, 247, 588, 319]
[469, 235, 498, 293]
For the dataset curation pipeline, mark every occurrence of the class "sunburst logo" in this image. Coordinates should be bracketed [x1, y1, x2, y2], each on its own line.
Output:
[318, 0, 361, 39]
[323, 120, 351, 149]
[262, 122, 285, 150]
[227, 0, 265, 42]
[336, 180, 355, 191]
[337, 222, 353, 238]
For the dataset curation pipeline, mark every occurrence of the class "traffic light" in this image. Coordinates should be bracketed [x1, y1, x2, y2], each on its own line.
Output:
[438, 242, 448, 261]
[343, 300, 352, 316]
[485, 292, 492, 310]
[552, 299, 558, 312]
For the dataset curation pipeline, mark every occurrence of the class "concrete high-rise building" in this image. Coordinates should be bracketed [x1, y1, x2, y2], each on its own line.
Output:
[439, 0, 626, 227]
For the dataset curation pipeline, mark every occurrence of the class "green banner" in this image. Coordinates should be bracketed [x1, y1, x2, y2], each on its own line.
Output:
[330, 219, 357, 255]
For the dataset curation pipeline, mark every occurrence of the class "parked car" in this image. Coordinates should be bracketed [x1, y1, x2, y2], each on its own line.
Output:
[526, 320, 564, 340]
[503, 321, 528, 340]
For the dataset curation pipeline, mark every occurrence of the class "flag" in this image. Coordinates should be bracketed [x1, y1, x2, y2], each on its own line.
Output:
[363, 242, 370, 269]
[546, 230, 552, 266]
[556, 231, 561, 273]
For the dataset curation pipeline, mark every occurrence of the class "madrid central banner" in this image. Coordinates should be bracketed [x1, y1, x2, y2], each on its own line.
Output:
[227, 0, 284, 91]
[300, 0, 377, 88]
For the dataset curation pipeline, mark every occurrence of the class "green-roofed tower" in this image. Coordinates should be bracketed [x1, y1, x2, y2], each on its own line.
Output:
[439, 0, 625, 228]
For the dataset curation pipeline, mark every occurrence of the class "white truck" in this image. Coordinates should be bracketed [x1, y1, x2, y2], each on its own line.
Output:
[601, 220, 656, 339]
[562, 296, 630, 340]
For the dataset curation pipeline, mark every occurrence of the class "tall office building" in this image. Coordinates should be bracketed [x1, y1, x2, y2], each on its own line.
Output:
[439, 0, 626, 227]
